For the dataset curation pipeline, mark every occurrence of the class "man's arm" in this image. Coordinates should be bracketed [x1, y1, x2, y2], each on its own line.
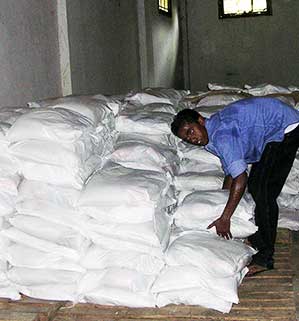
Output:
[208, 171, 247, 239]
[222, 175, 233, 190]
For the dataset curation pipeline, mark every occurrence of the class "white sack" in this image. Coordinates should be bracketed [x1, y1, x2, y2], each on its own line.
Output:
[178, 158, 221, 174]
[8, 267, 82, 285]
[152, 265, 247, 304]
[244, 83, 291, 96]
[78, 164, 170, 208]
[192, 92, 249, 107]
[0, 107, 29, 125]
[10, 139, 86, 168]
[0, 272, 21, 300]
[79, 268, 155, 294]
[125, 93, 173, 105]
[17, 179, 80, 210]
[83, 210, 172, 253]
[9, 215, 87, 252]
[156, 288, 232, 313]
[7, 108, 93, 144]
[166, 231, 256, 276]
[281, 157, 299, 195]
[89, 231, 163, 258]
[122, 102, 176, 114]
[110, 140, 179, 174]
[179, 145, 222, 168]
[116, 111, 174, 136]
[174, 171, 223, 191]
[141, 88, 190, 101]
[16, 203, 86, 234]
[278, 208, 299, 231]
[0, 150, 19, 177]
[278, 193, 299, 210]
[0, 174, 20, 195]
[18, 283, 77, 301]
[27, 95, 116, 127]
[174, 190, 257, 238]
[208, 83, 244, 92]
[80, 203, 156, 224]
[176, 190, 255, 221]
[80, 244, 164, 274]
[10, 140, 102, 188]
[84, 286, 156, 307]
[85, 219, 161, 248]
[0, 192, 18, 216]
[0, 227, 80, 261]
[5, 243, 84, 272]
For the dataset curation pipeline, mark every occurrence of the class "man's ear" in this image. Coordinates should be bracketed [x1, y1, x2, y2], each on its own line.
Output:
[197, 114, 205, 126]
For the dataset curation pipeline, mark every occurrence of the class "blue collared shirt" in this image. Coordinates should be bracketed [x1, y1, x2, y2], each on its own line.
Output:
[204, 97, 299, 178]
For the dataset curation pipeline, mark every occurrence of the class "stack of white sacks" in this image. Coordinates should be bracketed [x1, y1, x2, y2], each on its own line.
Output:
[76, 89, 186, 306]
[0, 85, 297, 313]
[0, 96, 118, 301]
[156, 139, 258, 312]
[0, 107, 31, 300]
[152, 83, 299, 312]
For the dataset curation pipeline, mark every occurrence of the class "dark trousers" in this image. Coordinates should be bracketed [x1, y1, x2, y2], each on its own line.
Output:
[247, 125, 299, 268]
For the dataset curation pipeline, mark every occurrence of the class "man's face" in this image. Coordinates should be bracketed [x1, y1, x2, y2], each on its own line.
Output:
[177, 122, 209, 146]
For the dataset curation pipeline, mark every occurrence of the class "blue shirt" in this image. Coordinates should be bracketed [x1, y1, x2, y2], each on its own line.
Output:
[205, 97, 299, 178]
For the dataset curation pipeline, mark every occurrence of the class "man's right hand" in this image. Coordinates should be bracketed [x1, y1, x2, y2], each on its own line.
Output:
[207, 215, 232, 239]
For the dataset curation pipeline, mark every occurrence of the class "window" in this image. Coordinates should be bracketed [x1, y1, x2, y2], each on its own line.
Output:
[158, 0, 172, 17]
[219, 0, 272, 19]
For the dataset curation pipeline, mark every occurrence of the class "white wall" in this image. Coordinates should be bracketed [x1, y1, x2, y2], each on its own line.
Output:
[0, 0, 62, 106]
[66, 0, 141, 95]
[66, 0, 184, 95]
[183, 0, 299, 91]
[0, 0, 184, 105]
[143, 0, 184, 89]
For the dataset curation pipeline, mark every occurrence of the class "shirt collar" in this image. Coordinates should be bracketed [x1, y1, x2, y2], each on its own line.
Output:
[204, 115, 218, 155]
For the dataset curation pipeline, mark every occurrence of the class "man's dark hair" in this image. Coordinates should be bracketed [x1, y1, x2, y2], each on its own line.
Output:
[171, 109, 199, 136]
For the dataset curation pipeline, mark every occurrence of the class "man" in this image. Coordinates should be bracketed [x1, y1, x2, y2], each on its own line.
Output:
[171, 97, 299, 276]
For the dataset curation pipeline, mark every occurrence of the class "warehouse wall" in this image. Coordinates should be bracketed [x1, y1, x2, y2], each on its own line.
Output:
[66, 0, 184, 95]
[66, 0, 140, 96]
[0, 0, 184, 104]
[143, 0, 184, 89]
[183, 0, 299, 91]
[0, 0, 61, 106]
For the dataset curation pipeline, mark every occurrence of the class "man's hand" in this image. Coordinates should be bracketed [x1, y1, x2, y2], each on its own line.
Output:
[207, 216, 232, 239]
[209, 172, 247, 239]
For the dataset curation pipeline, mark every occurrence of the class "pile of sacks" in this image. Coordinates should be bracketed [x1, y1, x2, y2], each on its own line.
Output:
[1, 84, 297, 312]
[113, 88, 258, 312]
[152, 138, 258, 311]
[0, 96, 118, 301]
[0, 107, 31, 299]
[77, 162, 174, 306]
[76, 88, 185, 307]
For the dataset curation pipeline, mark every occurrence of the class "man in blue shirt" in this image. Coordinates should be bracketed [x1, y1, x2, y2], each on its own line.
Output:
[171, 97, 299, 276]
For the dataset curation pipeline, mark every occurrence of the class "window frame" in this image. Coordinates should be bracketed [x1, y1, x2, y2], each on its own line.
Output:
[158, 0, 172, 17]
[218, 0, 272, 19]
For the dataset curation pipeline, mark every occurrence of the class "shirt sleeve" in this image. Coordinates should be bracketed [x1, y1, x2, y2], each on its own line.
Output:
[213, 124, 247, 178]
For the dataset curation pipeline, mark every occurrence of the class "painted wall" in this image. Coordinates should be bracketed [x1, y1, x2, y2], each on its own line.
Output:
[0, 0, 61, 106]
[184, 0, 299, 91]
[66, 0, 140, 96]
[0, 0, 184, 105]
[66, 0, 184, 95]
[144, 0, 184, 89]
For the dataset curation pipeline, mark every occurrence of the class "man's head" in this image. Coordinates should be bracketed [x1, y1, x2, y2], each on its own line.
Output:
[171, 109, 209, 146]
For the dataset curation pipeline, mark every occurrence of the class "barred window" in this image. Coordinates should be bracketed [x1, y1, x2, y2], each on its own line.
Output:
[219, 0, 272, 19]
[158, 0, 172, 17]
